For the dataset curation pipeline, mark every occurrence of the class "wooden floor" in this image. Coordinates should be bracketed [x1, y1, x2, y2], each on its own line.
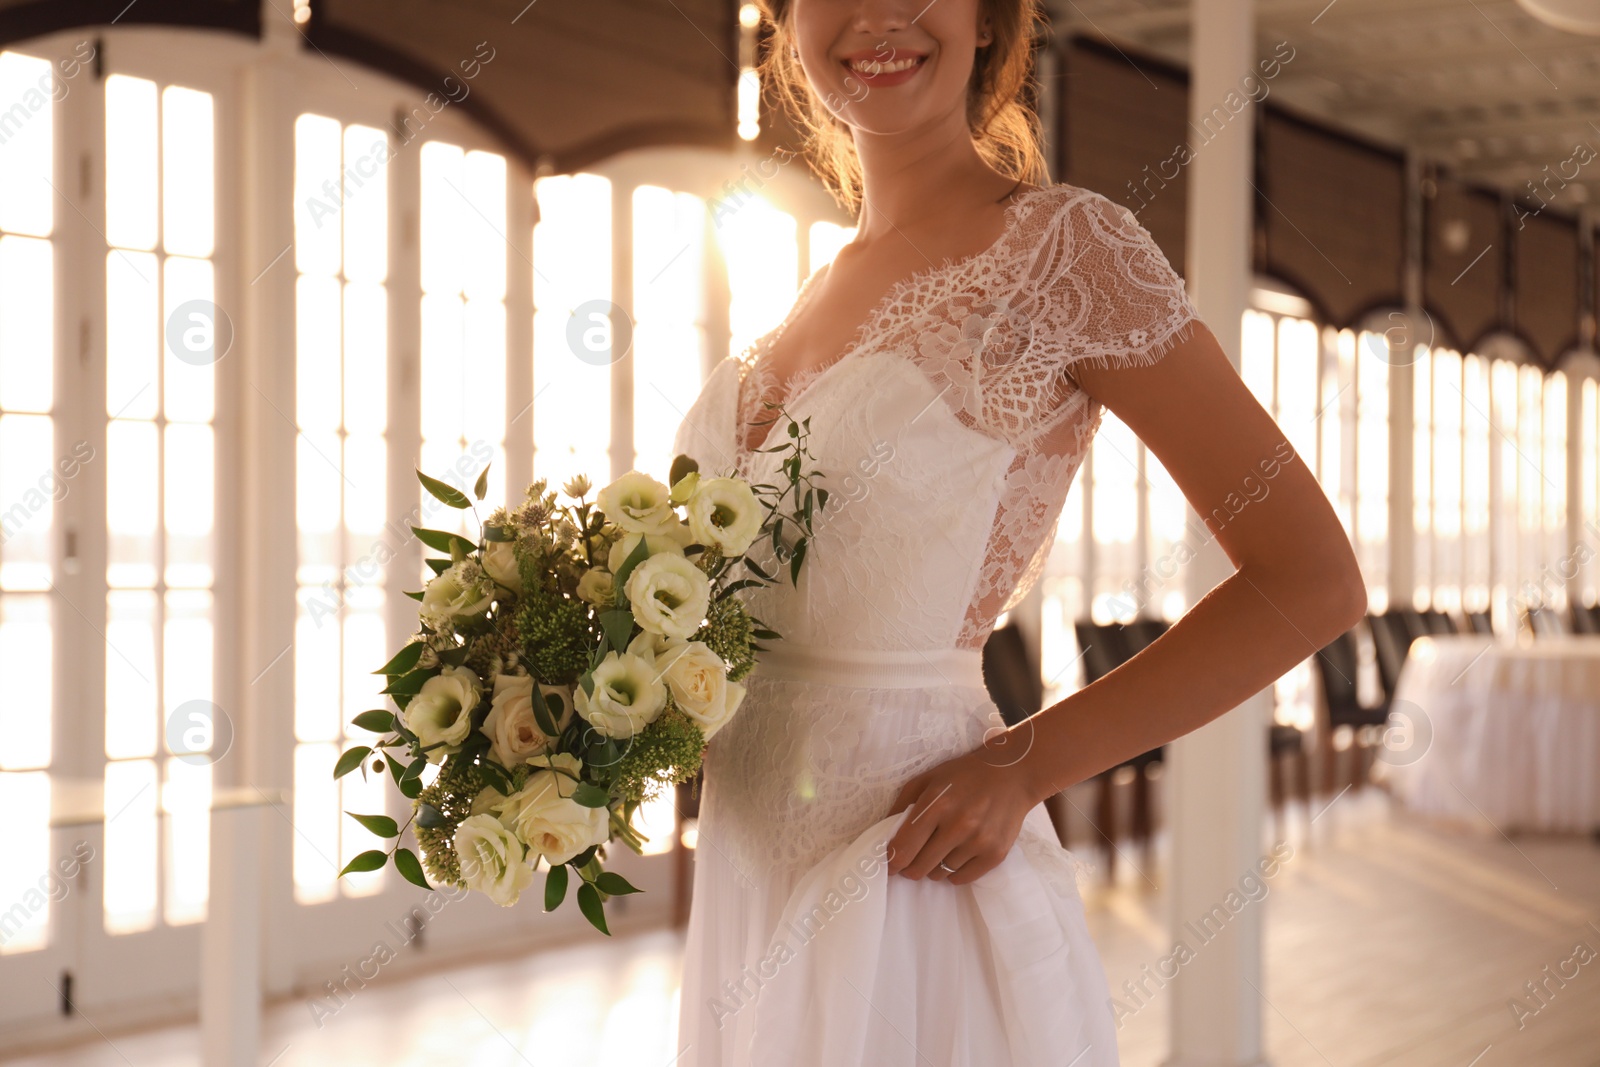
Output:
[5, 787, 1597, 1067]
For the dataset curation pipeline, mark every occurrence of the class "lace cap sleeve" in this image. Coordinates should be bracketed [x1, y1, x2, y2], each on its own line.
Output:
[1025, 189, 1201, 378]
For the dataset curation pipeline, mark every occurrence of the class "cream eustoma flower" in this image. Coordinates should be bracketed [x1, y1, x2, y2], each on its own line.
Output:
[575, 648, 667, 739]
[454, 813, 534, 906]
[606, 526, 692, 573]
[493, 752, 610, 866]
[597, 471, 680, 536]
[625, 553, 711, 640]
[403, 665, 481, 763]
[419, 560, 494, 629]
[576, 567, 616, 609]
[482, 539, 522, 593]
[481, 673, 572, 767]
[685, 476, 763, 557]
[654, 639, 745, 742]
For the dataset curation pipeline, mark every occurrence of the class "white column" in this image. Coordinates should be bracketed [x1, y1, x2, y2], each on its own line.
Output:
[1165, 0, 1269, 1064]
[506, 162, 535, 494]
[238, 7, 299, 1002]
[611, 180, 635, 480]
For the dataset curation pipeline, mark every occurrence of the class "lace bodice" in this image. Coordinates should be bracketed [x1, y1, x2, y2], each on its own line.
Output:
[672, 182, 1201, 651]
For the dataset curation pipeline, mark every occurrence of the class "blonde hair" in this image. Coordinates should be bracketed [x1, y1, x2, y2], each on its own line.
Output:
[754, 0, 1051, 216]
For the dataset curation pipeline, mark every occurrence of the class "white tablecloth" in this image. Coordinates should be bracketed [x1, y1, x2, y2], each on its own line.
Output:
[1380, 634, 1600, 832]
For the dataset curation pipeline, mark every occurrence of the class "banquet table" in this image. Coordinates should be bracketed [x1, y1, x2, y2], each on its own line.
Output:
[1380, 634, 1600, 833]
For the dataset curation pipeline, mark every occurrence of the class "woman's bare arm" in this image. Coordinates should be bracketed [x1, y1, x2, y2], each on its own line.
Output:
[885, 319, 1368, 882]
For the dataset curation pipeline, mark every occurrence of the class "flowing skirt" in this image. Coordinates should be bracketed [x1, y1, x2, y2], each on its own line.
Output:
[676, 644, 1120, 1066]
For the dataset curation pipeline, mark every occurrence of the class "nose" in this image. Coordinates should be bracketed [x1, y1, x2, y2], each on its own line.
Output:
[850, 0, 916, 35]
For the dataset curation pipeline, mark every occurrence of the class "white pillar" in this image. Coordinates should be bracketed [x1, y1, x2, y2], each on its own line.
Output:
[1165, 0, 1269, 1064]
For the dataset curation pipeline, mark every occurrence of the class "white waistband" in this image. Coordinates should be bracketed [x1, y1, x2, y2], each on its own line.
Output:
[752, 643, 987, 690]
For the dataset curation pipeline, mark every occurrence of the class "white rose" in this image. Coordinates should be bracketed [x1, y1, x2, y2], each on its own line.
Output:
[481, 673, 572, 767]
[605, 528, 688, 574]
[625, 553, 711, 640]
[403, 665, 482, 763]
[657, 640, 745, 742]
[574, 650, 667, 739]
[596, 471, 680, 536]
[576, 568, 616, 609]
[482, 539, 522, 593]
[686, 476, 763, 557]
[419, 560, 494, 629]
[493, 752, 610, 866]
[454, 813, 535, 906]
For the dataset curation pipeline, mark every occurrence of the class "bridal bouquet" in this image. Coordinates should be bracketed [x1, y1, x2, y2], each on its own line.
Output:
[332, 415, 822, 935]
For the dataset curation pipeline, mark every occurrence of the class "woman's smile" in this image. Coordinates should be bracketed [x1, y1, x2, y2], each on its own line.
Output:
[839, 50, 928, 88]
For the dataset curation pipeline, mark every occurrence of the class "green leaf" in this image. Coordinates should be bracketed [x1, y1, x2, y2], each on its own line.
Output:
[386, 754, 407, 789]
[333, 746, 373, 780]
[530, 691, 561, 739]
[415, 801, 447, 829]
[789, 538, 807, 585]
[576, 881, 610, 935]
[383, 666, 438, 698]
[483, 523, 514, 542]
[399, 758, 426, 799]
[417, 469, 472, 509]
[570, 782, 610, 808]
[339, 849, 388, 877]
[595, 871, 642, 896]
[411, 526, 478, 556]
[346, 811, 400, 838]
[611, 535, 653, 599]
[425, 557, 452, 576]
[403, 589, 425, 602]
[374, 642, 426, 677]
[544, 863, 569, 912]
[395, 847, 431, 890]
[473, 464, 490, 501]
[350, 709, 397, 734]
[598, 609, 634, 657]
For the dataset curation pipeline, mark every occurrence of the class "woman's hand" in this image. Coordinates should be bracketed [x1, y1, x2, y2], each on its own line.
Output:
[883, 724, 1041, 886]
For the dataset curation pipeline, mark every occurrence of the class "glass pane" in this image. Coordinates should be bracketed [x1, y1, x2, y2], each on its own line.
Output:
[420, 141, 463, 296]
[292, 742, 339, 904]
[294, 113, 343, 278]
[342, 281, 386, 435]
[164, 423, 214, 589]
[296, 432, 342, 583]
[162, 255, 216, 422]
[633, 185, 706, 482]
[106, 419, 159, 589]
[0, 52, 54, 238]
[0, 413, 53, 591]
[296, 273, 342, 433]
[105, 74, 159, 252]
[343, 125, 389, 285]
[163, 758, 211, 925]
[103, 758, 158, 934]
[0, 771, 52, 953]
[161, 85, 215, 258]
[105, 590, 159, 761]
[420, 292, 464, 443]
[0, 595, 51, 768]
[163, 590, 212, 734]
[294, 592, 340, 742]
[463, 149, 507, 301]
[0, 235, 53, 412]
[106, 249, 160, 420]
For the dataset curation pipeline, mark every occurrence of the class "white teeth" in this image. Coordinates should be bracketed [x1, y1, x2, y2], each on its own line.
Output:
[849, 56, 921, 75]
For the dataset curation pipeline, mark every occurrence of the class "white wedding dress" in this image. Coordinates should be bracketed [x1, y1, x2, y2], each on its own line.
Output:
[669, 182, 1202, 1067]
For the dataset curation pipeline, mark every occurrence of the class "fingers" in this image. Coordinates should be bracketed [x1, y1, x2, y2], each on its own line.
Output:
[884, 778, 948, 875]
[900, 815, 975, 881]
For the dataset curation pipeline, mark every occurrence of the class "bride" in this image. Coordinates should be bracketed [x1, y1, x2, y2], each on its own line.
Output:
[668, 1, 1367, 1064]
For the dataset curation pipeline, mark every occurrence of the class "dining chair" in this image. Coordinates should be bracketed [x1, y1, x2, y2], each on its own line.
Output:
[1312, 627, 1392, 794]
[1466, 610, 1494, 636]
[981, 621, 1072, 848]
[1367, 612, 1410, 703]
[1568, 600, 1599, 635]
[1523, 605, 1566, 639]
